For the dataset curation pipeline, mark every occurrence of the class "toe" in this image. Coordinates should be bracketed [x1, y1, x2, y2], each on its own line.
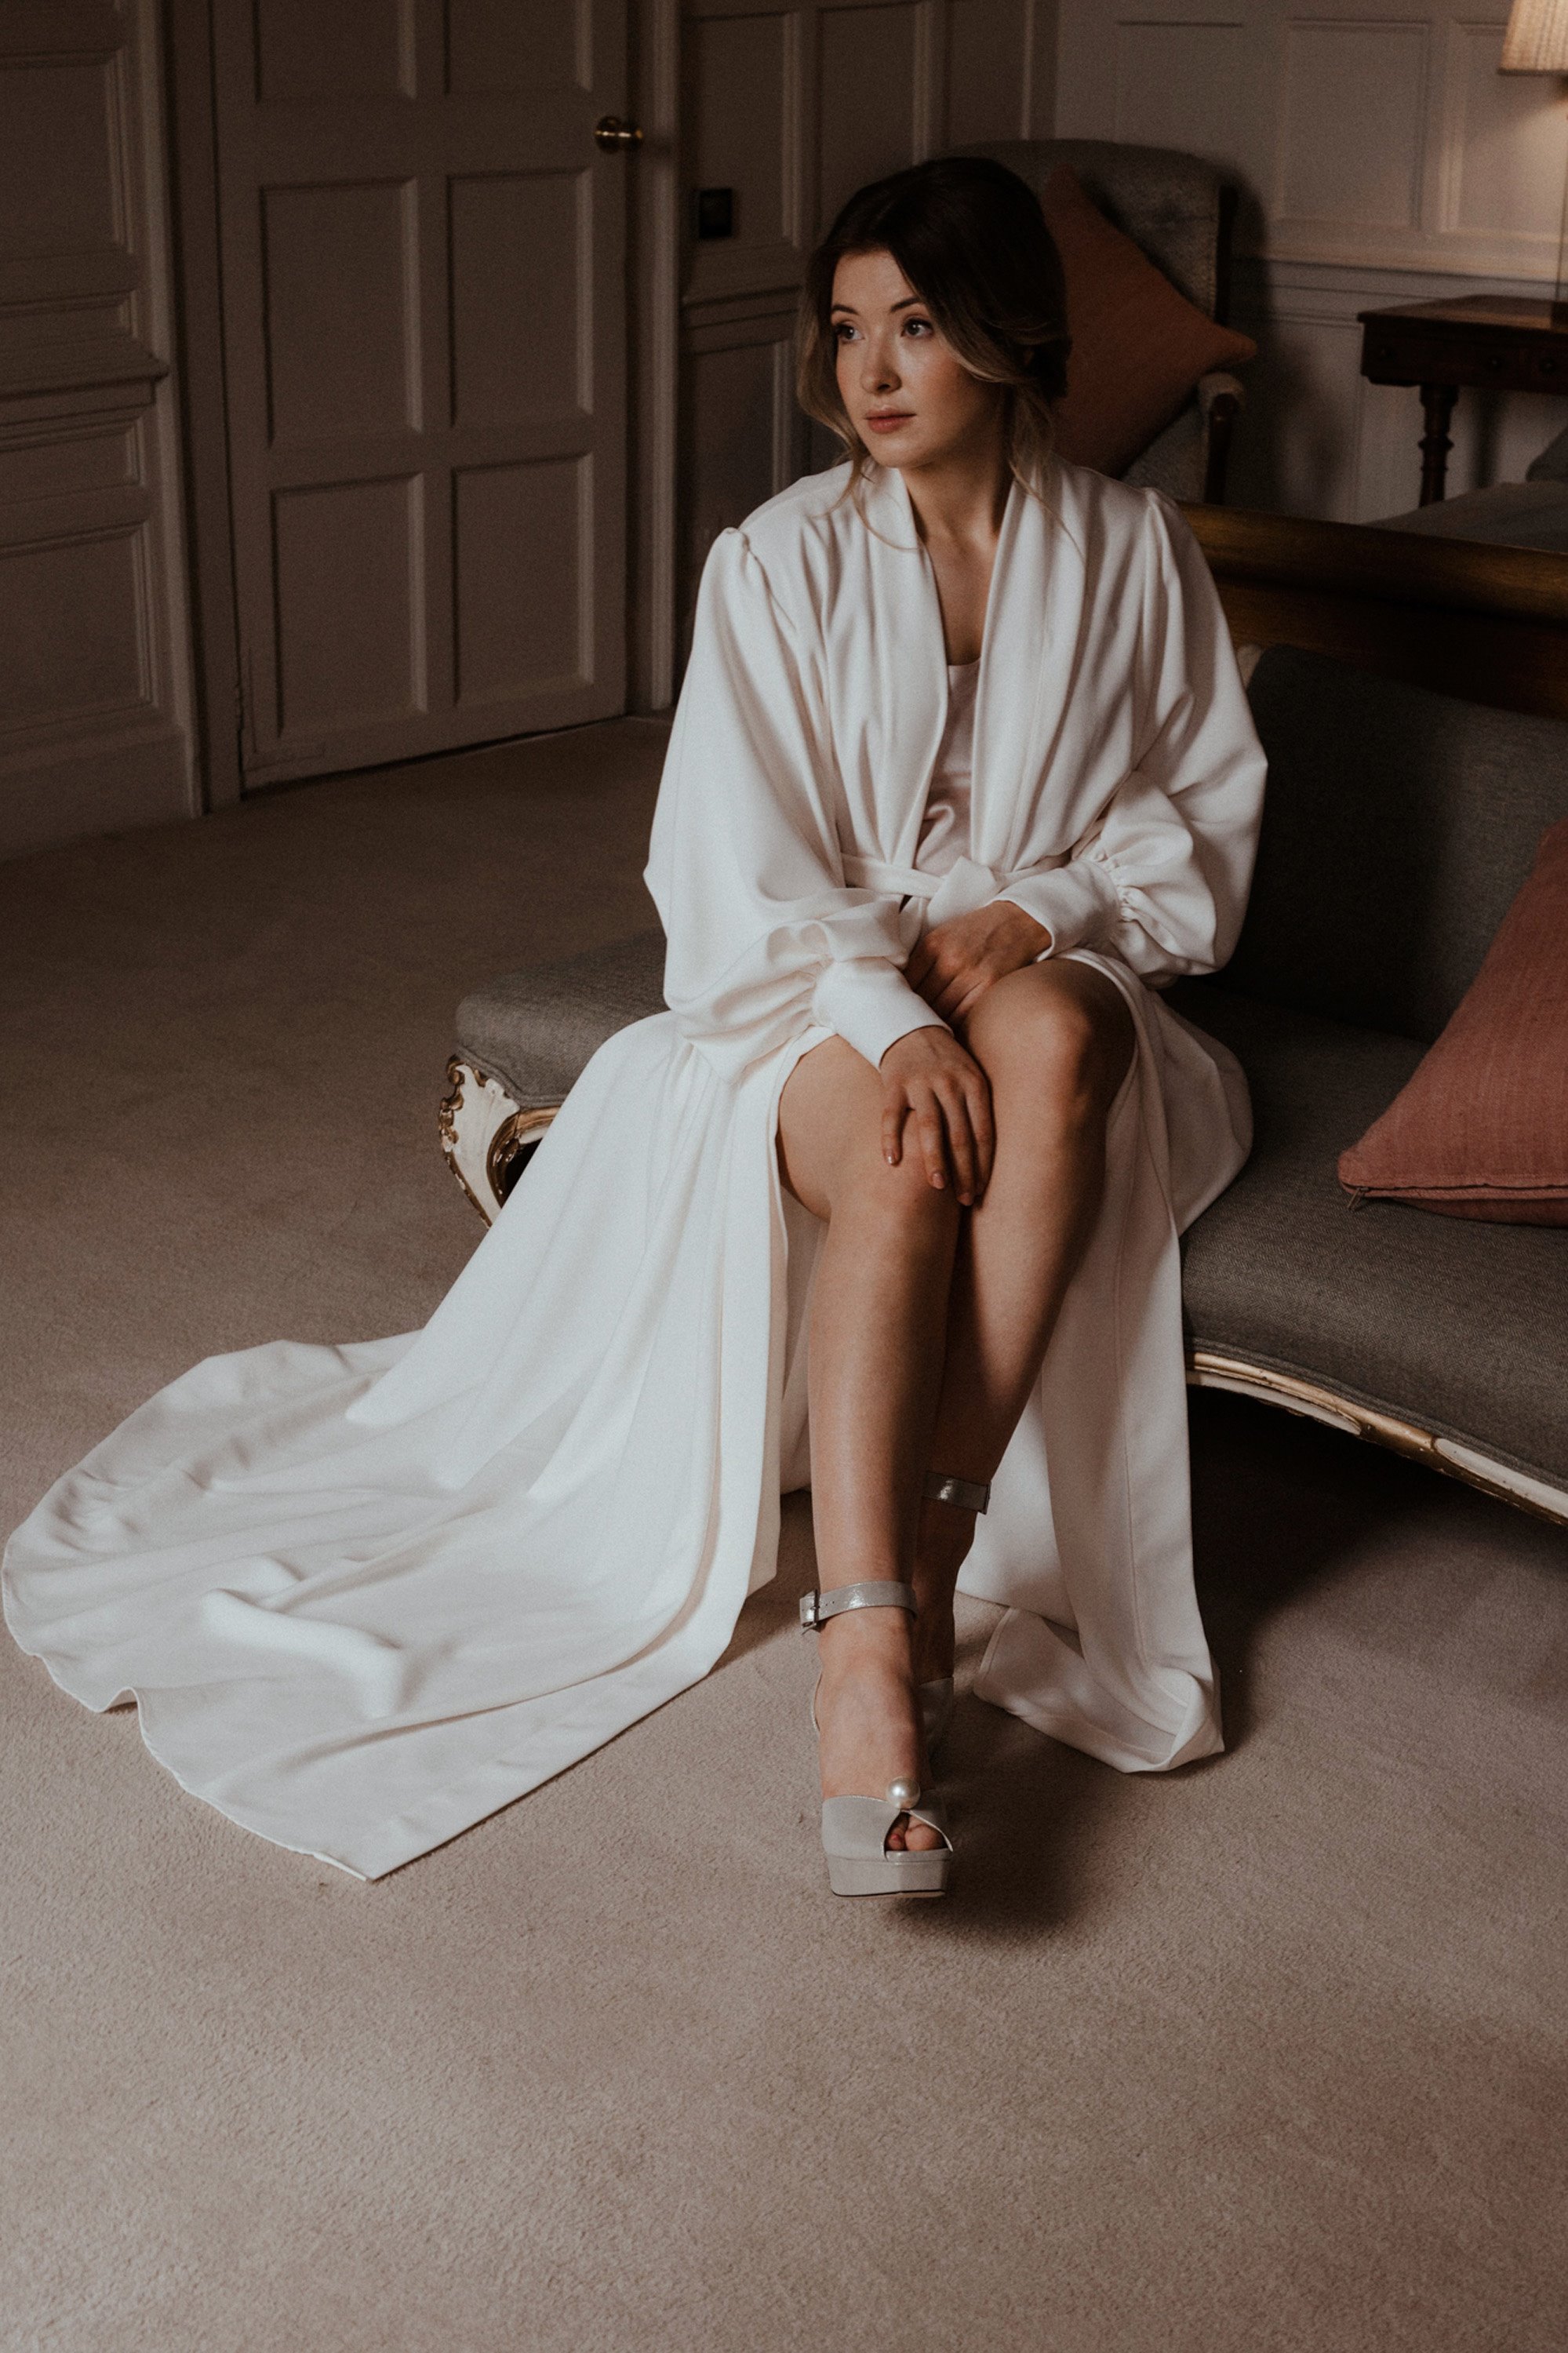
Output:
[886, 1814, 942, 1854]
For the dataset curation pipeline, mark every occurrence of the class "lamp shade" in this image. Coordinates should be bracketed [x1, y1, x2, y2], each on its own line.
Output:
[1501, 0, 1568, 71]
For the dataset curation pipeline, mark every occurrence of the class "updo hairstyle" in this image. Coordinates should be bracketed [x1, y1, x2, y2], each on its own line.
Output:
[797, 155, 1071, 495]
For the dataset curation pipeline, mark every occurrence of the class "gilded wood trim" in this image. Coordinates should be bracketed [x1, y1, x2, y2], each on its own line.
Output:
[487, 1104, 558, 1208]
[438, 1058, 559, 1224]
[434, 1067, 1568, 1528]
[1186, 1350, 1568, 1528]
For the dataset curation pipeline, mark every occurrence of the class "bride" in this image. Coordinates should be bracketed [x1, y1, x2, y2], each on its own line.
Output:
[4, 157, 1265, 1894]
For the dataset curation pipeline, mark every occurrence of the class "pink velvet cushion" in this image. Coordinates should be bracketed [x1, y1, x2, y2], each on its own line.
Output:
[1039, 164, 1256, 478]
[1338, 819, 1568, 1222]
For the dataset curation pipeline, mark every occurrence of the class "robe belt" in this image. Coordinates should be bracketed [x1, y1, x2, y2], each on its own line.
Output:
[842, 852, 937, 898]
[842, 849, 1065, 928]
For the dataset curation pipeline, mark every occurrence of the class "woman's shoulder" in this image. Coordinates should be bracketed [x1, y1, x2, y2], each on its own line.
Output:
[1050, 456, 1181, 543]
[728, 461, 860, 567]
[700, 462, 863, 629]
[1044, 461, 1205, 609]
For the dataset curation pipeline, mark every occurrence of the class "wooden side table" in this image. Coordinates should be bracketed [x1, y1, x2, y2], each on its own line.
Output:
[1357, 296, 1568, 505]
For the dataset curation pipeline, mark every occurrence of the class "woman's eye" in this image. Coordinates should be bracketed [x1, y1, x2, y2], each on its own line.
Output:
[833, 322, 858, 344]
[903, 318, 933, 337]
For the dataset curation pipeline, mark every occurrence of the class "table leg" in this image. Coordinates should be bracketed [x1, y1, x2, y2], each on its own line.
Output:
[1418, 384, 1457, 504]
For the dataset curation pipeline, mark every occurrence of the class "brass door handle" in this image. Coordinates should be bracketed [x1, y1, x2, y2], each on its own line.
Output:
[594, 115, 642, 152]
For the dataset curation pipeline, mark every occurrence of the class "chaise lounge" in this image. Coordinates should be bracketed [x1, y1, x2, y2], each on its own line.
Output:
[441, 642, 1568, 1529]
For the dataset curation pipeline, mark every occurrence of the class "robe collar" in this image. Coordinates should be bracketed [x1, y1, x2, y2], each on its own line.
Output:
[853, 460, 1082, 883]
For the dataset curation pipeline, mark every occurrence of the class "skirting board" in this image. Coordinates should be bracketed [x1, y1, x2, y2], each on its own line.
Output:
[438, 1056, 1568, 1533]
[0, 723, 195, 862]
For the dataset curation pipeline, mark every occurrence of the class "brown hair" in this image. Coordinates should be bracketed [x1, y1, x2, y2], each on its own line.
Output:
[797, 155, 1071, 496]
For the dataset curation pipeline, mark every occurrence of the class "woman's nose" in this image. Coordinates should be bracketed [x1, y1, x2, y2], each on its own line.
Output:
[860, 340, 899, 392]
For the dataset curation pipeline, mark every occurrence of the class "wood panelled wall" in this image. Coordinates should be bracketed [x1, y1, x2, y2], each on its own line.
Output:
[677, 0, 1057, 638]
[0, 0, 194, 860]
[1056, 2, 1568, 525]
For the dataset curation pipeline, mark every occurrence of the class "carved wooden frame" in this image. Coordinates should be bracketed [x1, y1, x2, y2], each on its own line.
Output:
[432, 1064, 1568, 1528]
[438, 1059, 558, 1224]
[1186, 1352, 1568, 1528]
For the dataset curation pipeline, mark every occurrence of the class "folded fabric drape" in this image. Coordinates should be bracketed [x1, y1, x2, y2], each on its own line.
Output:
[4, 458, 1266, 1876]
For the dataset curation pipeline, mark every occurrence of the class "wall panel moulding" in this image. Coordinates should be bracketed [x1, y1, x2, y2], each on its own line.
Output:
[675, 0, 1055, 638]
[0, 0, 195, 860]
[1060, 2, 1568, 282]
[1057, 2, 1568, 526]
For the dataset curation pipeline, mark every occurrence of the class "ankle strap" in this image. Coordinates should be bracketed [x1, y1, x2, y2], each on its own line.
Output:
[924, 1471, 991, 1514]
[800, 1580, 918, 1632]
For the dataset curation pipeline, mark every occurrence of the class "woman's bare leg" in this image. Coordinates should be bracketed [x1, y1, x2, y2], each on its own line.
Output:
[777, 1035, 960, 1851]
[908, 961, 1137, 1684]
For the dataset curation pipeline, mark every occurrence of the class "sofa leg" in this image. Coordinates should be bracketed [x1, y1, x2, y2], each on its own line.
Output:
[438, 1057, 559, 1224]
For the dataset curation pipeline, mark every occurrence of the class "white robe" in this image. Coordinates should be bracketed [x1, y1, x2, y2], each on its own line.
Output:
[2, 460, 1266, 1879]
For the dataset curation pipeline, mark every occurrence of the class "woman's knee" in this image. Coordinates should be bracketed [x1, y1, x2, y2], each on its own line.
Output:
[780, 1039, 957, 1231]
[830, 1114, 962, 1240]
[881, 1142, 966, 1229]
[971, 969, 1133, 1122]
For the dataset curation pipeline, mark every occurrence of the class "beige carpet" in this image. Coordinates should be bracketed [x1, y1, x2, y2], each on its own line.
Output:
[2, 723, 1565, 2353]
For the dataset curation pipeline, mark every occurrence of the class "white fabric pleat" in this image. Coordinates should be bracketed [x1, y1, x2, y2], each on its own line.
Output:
[5, 1020, 820, 1877]
[3, 458, 1267, 1874]
[964, 951, 1243, 1769]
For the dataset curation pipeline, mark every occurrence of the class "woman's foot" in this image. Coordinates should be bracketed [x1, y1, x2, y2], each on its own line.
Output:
[814, 1605, 941, 1853]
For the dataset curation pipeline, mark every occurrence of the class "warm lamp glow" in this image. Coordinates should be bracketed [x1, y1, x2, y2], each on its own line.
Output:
[1501, 0, 1568, 320]
[1501, 0, 1568, 73]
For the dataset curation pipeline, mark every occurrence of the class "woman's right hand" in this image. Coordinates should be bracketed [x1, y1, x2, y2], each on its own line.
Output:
[879, 1027, 995, 1206]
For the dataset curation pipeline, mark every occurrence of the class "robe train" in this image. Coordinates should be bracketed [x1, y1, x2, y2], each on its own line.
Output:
[3, 456, 1266, 1876]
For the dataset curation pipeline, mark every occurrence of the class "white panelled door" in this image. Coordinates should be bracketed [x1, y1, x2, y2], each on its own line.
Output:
[213, 1, 629, 786]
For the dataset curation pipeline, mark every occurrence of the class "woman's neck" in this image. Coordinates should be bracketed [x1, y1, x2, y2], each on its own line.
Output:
[894, 424, 1012, 664]
[896, 429, 1011, 554]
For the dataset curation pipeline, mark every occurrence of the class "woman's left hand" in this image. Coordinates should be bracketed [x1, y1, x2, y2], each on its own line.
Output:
[906, 900, 1052, 1025]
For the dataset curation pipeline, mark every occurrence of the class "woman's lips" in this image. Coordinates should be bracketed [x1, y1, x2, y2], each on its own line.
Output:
[864, 412, 913, 434]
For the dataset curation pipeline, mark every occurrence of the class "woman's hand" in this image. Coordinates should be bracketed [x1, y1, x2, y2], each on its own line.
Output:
[906, 900, 1051, 1026]
[879, 1027, 995, 1204]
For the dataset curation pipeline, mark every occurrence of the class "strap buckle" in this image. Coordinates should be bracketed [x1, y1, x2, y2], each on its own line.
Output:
[923, 1471, 991, 1514]
[800, 1580, 918, 1632]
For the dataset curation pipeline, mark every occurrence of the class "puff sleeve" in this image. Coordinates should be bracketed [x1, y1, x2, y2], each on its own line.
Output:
[996, 494, 1266, 983]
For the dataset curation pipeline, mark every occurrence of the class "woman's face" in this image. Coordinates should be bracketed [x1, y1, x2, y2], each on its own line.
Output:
[831, 248, 1002, 472]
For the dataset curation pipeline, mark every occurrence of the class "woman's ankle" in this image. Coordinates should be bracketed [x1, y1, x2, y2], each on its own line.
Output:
[909, 1581, 958, 1682]
[814, 1603, 915, 1686]
[909, 1507, 971, 1681]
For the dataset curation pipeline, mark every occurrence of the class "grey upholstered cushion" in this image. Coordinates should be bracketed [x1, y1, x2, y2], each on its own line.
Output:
[1526, 422, 1568, 482]
[1228, 648, 1568, 1042]
[958, 137, 1228, 316]
[1173, 980, 1568, 1489]
[1373, 480, 1568, 554]
[1122, 400, 1206, 502]
[456, 929, 667, 1107]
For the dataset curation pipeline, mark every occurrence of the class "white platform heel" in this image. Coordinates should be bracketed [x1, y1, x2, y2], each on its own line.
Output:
[801, 1580, 953, 1899]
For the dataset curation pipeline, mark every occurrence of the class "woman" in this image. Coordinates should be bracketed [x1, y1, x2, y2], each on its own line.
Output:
[4, 159, 1264, 1893]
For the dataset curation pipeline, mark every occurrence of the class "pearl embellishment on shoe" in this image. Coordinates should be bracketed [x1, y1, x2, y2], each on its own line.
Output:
[886, 1777, 920, 1809]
